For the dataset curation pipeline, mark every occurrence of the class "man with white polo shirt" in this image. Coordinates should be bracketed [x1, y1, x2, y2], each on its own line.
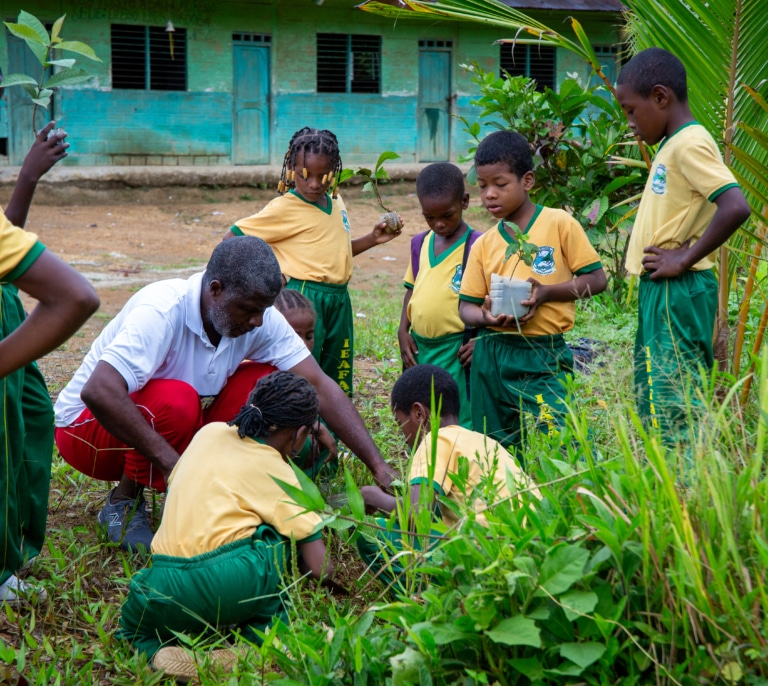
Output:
[54, 236, 393, 551]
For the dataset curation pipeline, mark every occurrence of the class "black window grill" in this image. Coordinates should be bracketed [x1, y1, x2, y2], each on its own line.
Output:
[111, 24, 187, 91]
[317, 33, 381, 94]
[418, 39, 453, 49]
[233, 33, 271, 43]
[499, 43, 555, 91]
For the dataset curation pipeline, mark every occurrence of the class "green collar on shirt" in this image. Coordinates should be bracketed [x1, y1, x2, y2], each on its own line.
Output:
[497, 205, 543, 243]
[289, 189, 333, 215]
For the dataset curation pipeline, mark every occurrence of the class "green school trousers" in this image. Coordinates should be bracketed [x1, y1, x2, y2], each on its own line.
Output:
[634, 269, 718, 443]
[0, 285, 54, 585]
[410, 330, 472, 429]
[119, 525, 289, 658]
[470, 330, 573, 454]
[287, 279, 354, 397]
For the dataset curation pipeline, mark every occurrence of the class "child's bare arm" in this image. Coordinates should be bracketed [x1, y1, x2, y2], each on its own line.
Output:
[4, 122, 69, 228]
[516, 269, 607, 325]
[298, 539, 334, 581]
[361, 485, 398, 515]
[0, 250, 98, 378]
[642, 187, 752, 279]
[351, 216, 404, 256]
[398, 289, 418, 368]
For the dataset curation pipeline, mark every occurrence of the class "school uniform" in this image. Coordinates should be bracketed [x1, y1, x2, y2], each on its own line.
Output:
[626, 122, 740, 439]
[0, 213, 54, 585]
[459, 206, 602, 451]
[404, 227, 478, 428]
[119, 422, 323, 658]
[233, 190, 355, 395]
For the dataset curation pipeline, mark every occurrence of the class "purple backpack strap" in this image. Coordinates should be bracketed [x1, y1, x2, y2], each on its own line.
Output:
[410, 230, 429, 281]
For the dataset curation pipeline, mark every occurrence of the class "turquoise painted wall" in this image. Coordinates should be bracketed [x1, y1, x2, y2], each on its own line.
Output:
[0, 0, 622, 166]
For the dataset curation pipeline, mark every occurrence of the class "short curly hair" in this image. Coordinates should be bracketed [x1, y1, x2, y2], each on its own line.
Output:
[391, 364, 460, 419]
[474, 130, 533, 179]
[617, 47, 688, 103]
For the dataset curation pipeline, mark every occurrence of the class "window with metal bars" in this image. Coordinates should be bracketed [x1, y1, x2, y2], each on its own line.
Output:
[499, 44, 556, 91]
[111, 24, 187, 91]
[317, 33, 381, 94]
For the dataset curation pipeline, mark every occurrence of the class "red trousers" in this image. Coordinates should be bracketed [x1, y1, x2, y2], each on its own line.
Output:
[55, 362, 276, 492]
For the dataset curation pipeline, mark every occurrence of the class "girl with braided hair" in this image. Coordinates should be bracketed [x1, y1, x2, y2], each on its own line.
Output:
[119, 371, 334, 677]
[228, 126, 403, 396]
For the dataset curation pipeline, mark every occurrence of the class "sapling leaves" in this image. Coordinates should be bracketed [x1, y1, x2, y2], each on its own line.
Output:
[343, 466, 366, 521]
[503, 221, 539, 267]
[485, 615, 542, 647]
[337, 151, 401, 212]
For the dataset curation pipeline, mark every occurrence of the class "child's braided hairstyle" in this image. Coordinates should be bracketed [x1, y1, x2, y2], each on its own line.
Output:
[229, 371, 319, 439]
[274, 288, 316, 319]
[278, 127, 343, 197]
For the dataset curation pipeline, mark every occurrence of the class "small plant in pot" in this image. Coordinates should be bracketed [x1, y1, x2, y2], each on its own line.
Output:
[336, 151, 403, 233]
[2, 11, 100, 136]
[489, 222, 539, 319]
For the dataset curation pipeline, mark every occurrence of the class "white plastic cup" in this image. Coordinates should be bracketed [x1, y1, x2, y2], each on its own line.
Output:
[490, 273, 532, 318]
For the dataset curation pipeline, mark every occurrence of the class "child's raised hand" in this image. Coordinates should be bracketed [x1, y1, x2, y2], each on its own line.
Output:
[398, 328, 419, 368]
[371, 214, 404, 244]
[21, 121, 69, 182]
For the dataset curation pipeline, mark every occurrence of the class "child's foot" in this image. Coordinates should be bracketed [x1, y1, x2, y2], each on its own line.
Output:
[152, 646, 238, 683]
[0, 574, 48, 605]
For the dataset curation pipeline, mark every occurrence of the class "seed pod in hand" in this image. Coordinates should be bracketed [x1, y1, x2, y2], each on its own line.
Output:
[46, 127, 67, 146]
[380, 211, 402, 234]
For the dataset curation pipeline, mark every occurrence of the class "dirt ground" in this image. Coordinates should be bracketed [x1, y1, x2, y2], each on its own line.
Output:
[3, 181, 495, 395]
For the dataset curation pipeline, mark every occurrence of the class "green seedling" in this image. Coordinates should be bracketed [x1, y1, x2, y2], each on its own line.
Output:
[337, 150, 403, 233]
[503, 221, 539, 269]
[2, 11, 101, 132]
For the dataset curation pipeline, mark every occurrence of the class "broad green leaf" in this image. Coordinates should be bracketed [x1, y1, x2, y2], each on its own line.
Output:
[411, 621, 472, 645]
[0, 73, 38, 87]
[559, 641, 606, 668]
[18, 10, 49, 43]
[46, 59, 76, 69]
[537, 544, 589, 596]
[31, 96, 52, 108]
[559, 590, 598, 621]
[21, 84, 38, 99]
[51, 15, 66, 42]
[390, 646, 425, 686]
[270, 476, 319, 512]
[44, 69, 95, 89]
[56, 41, 102, 61]
[375, 150, 401, 171]
[361, 181, 374, 195]
[465, 591, 497, 629]
[486, 615, 541, 647]
[289, 460, 326, 511]
[3, 22, 47, 45]
[510, 656, 543, 678]
[343, 467, 365, 521]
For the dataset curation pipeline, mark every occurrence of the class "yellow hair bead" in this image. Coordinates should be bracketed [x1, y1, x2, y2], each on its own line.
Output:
[302, 168, 308, 179]
[321, 173, 328, 184]
[278, 180, 285, 193]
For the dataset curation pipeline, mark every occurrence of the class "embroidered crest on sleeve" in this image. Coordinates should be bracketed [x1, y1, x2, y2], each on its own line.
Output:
[651, 164, 668, 195]
[532, 246, 556, 276]
[341, 210, 351, 233]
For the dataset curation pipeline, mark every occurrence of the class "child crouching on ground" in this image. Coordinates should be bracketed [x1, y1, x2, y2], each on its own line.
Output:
[358, 365, 536, 588]
[119, 372, 334, 680]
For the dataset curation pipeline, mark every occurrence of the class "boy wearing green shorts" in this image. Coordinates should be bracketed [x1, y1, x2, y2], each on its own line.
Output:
[616, 48, 750, 443]
[398, 163, 481, 428]
[459, 131, 607, 455]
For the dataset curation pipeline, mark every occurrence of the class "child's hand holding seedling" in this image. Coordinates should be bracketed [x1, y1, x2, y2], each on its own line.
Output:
[21, 121, 69, 182]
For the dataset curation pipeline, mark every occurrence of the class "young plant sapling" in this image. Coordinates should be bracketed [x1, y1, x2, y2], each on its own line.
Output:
[2, 11, 100, 134]
[489, 222, 539, 319]
[336, 151, 403, 233]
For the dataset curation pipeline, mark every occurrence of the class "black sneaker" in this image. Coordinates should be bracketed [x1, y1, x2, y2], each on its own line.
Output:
[97, 489, 154, 552]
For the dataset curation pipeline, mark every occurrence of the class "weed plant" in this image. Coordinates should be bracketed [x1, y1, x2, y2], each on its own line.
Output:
[3, 282, 767, 684]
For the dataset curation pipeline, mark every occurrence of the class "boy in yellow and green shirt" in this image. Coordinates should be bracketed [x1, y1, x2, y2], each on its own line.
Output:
[616, 48, 750, 442]
[459, 131, 607, 455]
[398, 162, 481, 428]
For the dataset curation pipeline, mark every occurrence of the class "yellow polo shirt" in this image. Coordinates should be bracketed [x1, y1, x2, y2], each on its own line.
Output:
[1, 211, 45, 282]
[232, 190, 353, 284]
[625, 122, 739, 275]
[459, 206, 601, 336]
[153, 423, 323, 557]
[404, 228, 475, 338]
[408, 425, 538, 527]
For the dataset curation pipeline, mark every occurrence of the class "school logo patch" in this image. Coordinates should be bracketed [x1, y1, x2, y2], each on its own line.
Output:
[450, 265, 463, 293]
[651, 164, 668, 195]
[532, 246, 556, 276]
[341, 210, 351, 233]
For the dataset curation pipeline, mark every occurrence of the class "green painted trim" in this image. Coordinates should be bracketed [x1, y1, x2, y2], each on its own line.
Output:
[230, 225, 244, 236]
[4, 242, 46, 283]
[574, 261, 603, 275]
[657, 120, 699, 153]
[708, 183, 740, 202]
[428, 225, 471, 268]
[289, 189, 332, 215]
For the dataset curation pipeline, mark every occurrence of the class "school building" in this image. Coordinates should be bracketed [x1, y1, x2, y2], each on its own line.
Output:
[0, 0, 623, 167]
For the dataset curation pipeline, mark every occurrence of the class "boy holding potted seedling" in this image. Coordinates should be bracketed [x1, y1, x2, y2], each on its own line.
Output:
[458, 131, 607, 457]
[398, 163, 481, 428]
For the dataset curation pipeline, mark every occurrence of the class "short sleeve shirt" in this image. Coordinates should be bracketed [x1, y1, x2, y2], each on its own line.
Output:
[232, 191, 353, 284]
[408, 425, 537, 527]
[0, 211, 45, 282]
[152, 423, 323, 557]
[404, 228, 475, 338]
[459, 206, 602, 336]
[625, 123, 739, 275]
[54, 271, 310, 426]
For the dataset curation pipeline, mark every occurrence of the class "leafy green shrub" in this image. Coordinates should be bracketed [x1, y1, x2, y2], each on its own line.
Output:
[457, 63, 646, 299]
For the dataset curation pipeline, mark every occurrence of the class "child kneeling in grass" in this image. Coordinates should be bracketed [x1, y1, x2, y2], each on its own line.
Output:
[358, 365, 537, 588]
[119, 371, 334, 678]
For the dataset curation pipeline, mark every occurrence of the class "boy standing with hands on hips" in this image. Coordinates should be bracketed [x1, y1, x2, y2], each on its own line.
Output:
[616, 48, 750, 443]
[458, 131, 606, 456]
